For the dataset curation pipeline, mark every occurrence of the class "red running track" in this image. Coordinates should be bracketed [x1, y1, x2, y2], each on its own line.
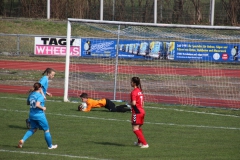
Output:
[0, 60, 240, 109]
[0, 60, 240, 77]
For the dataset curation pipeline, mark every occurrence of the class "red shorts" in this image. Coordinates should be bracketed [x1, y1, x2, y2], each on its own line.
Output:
[131, 112, 145, 125]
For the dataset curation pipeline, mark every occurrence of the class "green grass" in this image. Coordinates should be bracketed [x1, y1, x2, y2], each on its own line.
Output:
[0, 19, 67, 35]
[0, 69, 65, 81]
[0, 93, 240, 160]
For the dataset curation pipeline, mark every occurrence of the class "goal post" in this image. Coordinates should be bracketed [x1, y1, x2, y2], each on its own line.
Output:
[64, 20, 72, 102]
[64, 18, 240, 109]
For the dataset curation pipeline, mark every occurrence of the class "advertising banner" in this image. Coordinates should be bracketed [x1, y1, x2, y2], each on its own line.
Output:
[35, 37, 81, 56]
[62, 37, 240, 63]
[81, 38, 178, 60]
[174, 42, 240, 62]
[81, 38, 156, 59]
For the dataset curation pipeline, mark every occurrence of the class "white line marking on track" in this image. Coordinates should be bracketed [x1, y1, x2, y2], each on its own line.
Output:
[0, 149, 110, 160]
[0, 108, 239, 130]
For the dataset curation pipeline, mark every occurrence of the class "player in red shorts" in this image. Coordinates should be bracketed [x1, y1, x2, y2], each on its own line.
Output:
[130, 77, 149, 148]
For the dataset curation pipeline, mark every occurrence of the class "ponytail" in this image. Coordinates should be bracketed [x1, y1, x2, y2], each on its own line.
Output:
[33, 82, 42, 91]
[28, 87, 34, 93]
[28, 82, 42, 93]
[131, 77, 142, 91]
[42, 68, 55, 75]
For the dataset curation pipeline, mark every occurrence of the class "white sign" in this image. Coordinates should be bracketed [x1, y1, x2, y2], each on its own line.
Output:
[34, 37, 81, 56]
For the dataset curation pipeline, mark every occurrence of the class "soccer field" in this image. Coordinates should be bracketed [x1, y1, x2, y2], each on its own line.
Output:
[0, 92, 239, 160]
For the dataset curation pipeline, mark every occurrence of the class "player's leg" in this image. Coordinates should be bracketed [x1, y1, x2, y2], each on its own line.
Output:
[105, 99, 117, 112]
[132, 113, 148, 148]
[26, 118, 31, 129]
[132, 124, 142, 146]
[18, 119, 38, 148]
[44, 130, 57, 149]
[39, 117, 57, 149]
[116, 105, 131, 112]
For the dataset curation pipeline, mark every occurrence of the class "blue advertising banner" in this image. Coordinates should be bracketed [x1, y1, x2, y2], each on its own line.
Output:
[81, 38, 149, 59]
[81, 38, 174, 60]
[80, 38, 240, 63]
[174, 42, 240, 62]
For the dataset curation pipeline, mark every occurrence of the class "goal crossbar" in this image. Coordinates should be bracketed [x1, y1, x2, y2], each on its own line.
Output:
[64, 18, 240, 109]
[68, 18, 240, 30]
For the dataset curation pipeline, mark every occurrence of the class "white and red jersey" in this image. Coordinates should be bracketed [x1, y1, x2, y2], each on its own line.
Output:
[131, 87, 145, 114]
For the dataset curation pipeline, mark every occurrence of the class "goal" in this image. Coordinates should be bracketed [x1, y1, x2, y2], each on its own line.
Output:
[64, 18, 240, 109]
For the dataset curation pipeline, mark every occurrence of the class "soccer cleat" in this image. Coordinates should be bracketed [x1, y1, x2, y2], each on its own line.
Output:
[17, 140, 24, 148]
[48, 144, 58, 149]
[134, 142, 143, 147]
[140, 144, 149, 148]
[26, 119, 30, 129]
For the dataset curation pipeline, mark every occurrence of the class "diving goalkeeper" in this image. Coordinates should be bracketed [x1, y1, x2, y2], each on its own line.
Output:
[78, 93, 131, 112]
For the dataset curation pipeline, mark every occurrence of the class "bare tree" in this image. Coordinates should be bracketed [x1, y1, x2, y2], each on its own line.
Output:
[190, 0, 202, 24]
[0, 0, 4, 16]
[130, 0, 135, 21]
[114, 0, 126, 21]
[172, 0, 184, 23]
[221, 0, 240, 26]
[142, 0, 150, 22]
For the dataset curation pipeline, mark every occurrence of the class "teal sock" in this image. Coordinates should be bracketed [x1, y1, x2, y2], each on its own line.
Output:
[44, 132, 52, 147]
[22, 129, 34, 142]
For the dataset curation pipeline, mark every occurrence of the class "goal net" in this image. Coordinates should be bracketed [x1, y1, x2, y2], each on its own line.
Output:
[64, 19, 240, 109]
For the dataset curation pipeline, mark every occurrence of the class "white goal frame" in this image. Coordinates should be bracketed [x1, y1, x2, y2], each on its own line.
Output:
[64, 18, 240, 102]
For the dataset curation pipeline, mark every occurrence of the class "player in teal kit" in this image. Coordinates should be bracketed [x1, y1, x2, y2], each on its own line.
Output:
[39, 68, 55, 98]
[26, 68, 55, 128]
[18, 82, 57, 149]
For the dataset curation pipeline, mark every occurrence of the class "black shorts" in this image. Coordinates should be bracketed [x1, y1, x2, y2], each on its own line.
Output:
[105, 99, 117, 112]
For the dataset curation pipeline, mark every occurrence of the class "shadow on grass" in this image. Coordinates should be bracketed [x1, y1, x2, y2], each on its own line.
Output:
[72, 108, 110, 112]
[75, 109, 131, 113]
[9, 125, 27, 130]
[94, 141, 126, 146]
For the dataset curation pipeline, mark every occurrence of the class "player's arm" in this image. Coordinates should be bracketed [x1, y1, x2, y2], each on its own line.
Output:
[131, 92, 137, 106]
[35, 101, 46, 111]
[40, 88, 46, 99]
[39, 78, 47, 99]
[131, 100, 136, 106]
[131, 92, 142, 113]
[82, 103, 92, 112]
[27, 96, 30, 105]
[46, 92, 52, 97]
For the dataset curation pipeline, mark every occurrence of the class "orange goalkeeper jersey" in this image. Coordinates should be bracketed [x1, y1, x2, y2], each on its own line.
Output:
[82, 98, 106, 112]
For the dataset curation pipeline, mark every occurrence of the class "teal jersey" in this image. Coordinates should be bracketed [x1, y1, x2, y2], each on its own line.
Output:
[27, 91, 45, 120]
[39, 76, 48, 95]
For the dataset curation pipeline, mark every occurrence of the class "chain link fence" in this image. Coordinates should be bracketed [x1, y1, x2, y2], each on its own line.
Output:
[0, 33, 68, 55]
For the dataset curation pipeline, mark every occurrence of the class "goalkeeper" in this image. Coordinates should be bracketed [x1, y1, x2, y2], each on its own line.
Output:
[78, 93, 131, 112]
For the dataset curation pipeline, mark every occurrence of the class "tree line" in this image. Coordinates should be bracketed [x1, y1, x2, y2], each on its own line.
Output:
[0, 0, 239, 26]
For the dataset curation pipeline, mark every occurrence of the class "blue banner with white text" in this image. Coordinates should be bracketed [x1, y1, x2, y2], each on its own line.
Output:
[80, 38, 240, 62]
[174, 42, 240, 62]
[81, 38, 148, 59]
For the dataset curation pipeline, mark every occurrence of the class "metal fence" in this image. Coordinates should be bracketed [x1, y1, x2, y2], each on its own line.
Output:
[0, 33, 68, 55]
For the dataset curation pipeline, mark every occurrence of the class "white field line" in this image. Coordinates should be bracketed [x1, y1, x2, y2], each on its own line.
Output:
[0, 96, 239, 118]
[146, 106, 240, 118]
[0, 149, 110, 160]
[0, 108, 239, 130]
